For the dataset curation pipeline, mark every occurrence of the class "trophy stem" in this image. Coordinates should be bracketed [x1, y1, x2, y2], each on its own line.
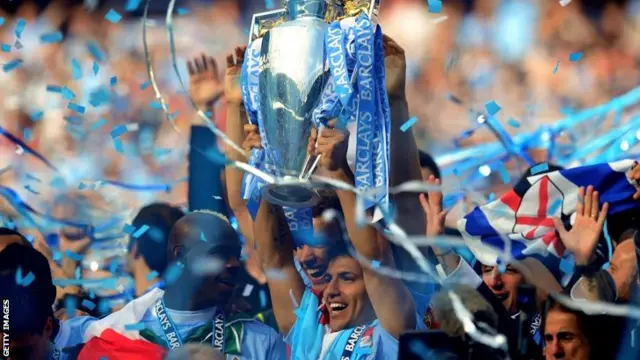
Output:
[304, 155, 322, 180]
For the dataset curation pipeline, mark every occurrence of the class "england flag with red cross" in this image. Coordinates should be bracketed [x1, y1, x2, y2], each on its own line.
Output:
[457, 159, 640, 266]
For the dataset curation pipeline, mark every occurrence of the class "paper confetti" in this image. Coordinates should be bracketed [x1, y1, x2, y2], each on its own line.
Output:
[24, 184, 39, 195]
[3, 59, 23, 73]
[70, 58, 82, 80]
[13, 40, 22, 50]
[146, 271, 159, 281]
[91, 118, 107, 131]
[65, 296, 78, 319]
[1, 43, 10, 52]
[485, 101, 502, 116]
[530, 163, 549, 175]
[61, 86, 76, 100]
[15, 145, 24, 155]
[259, 290, 267, 308]
[87, 41, 105, 62]
[15, 267, 35, 287]
[560, 256, 574, 274]
[122, 224, 136, 234]
[507, 117, 520, 128]
[67, 102, 86, 114]
[569, 52, 583, 62]
[46, 85, 62, 93]
[242, 284, 254, 297]
[497, 164, 510, 184]
[132, 225, 150, 238]
[400, 117, 418, 132]
[92, 61, 99, 75]
[110, 76, 117, 86]
[432, 16, 448, 24]
[200, 232, 208, 242]
[81, 299, 96, 311]
[140, 81, 151, 90]
[427, 0, 443, 13]
[125, 0, 142, 11]
[549, 198, 563, 215]
[0, 17, 4, 27]
[105, 9, 122, 24]
[40, 31, 63, 44]
[553, 60, 560, 74]
[113, 139, 124, 153]
[559, 0, 572, 7]
[23, 128, 32, 142]
[371, 260, 381, 269]
[14, 19, 26, 39]
[65, 250, 83, 262]
[111, 125, 128, 139]
[176, 8, 190, 15]
[75, 266, 81, 279]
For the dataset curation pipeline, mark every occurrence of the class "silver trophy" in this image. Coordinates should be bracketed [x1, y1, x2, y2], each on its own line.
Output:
[252, 0, 332, 208]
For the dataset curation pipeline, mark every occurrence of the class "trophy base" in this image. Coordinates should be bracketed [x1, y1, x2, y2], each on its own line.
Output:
[262, 176, 319, 209]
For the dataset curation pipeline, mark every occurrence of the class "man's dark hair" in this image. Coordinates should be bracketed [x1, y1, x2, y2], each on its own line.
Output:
[128, 203, 185, 274]
[0, 243, 56, 335]
[312, 189, 343, 218]
[0, 227, 31, 246]
[419, 151, 441, 179]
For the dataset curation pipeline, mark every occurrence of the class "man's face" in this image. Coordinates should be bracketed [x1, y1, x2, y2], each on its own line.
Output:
[481, 264, 524, 314]
[195, 254, 242, 307]
[293, 216, 341, 292]
[322, 256, 374, 332]
[8, 318, 52, 360]
[0, 235, 23, 253]
[544, 309, 590, 360]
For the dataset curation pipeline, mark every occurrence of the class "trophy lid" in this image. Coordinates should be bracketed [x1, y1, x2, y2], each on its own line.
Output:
[286, 0, 329, 19]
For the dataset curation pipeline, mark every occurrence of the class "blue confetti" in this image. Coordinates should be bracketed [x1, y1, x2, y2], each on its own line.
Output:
[89, 89, 110, 107]
[150, 101, 162, 109]
[497, 164, 510, 184]
[23, 128, 32, 142]
[553, 60, 560, 74]
[78, 182, 87, 190]
[24, 185, 40, 195]
[49, 177, 66, 189]
[65, 296, 78, 319]
[507, 117, 520, 128]
[164, 263, 184, 285]
[98, 299, 110, 315]
[3, 59, 23, 73]
[371, 260, 380, 269]
[61, 86, 76, 100]
[109, 261, 118, 274]
[15, 267, 35, 286]
[124, 323, 146, 331]
[176, 8, 190, 15]
[146, 271, 159, 281]
[549, 199, 563, 215]
[65, 250, 83, 262]
[113, 139, 124, 153]
[25, 173, 41, 183]
[427, 0, 443, 13]
[0, 17, 4, 26]
[400, 117, 418, 132]
[530, 163, 549, 175]
[560, 256, 574, 274]
[30, 111, 43, 122]
[1, 43, 10, 52]
[92, 61, 99, 75]
[105, 9, 122, 24]
[14, 19, 26, 39]
[53, 251, 62, 261]
[259, 289, 267, 308]
[87, 41, 105, 63]
[132, 225, 150, 238]
[89, 290, 96, 299]
[110, 76, 117, 86]
[46, 85, 62, 93]
[91, 118, 107, 131]
[111, 125, 128, 139]
[140, 81, 150, 90]
[75, 266, 81, 279]
[453, 168, 460, 177]
[125, 0, 142, 11]
[485, 101, 502, 116]
[265, 0, 275, 9]
[71, 58, 82, 80]
[67, 102, 86, 114]
[200, 232, 207, 242]
[122, 223, 136, 234]
[81, 299, 96, 311]
[40, 31, 63, 44]
[569, 52, 583, 62]
[147, 227, 164, 242]
[488, 192, 496, 202]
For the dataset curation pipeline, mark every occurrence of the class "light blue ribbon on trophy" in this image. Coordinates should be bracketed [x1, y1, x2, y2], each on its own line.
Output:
[241, 39, 267, 220]
[353, 13, 377, 209]
[326, 21, 353, 109]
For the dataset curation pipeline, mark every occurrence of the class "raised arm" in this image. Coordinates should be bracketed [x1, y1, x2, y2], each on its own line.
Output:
[315, 122, 416, 339]
[245, 127, 305, 335]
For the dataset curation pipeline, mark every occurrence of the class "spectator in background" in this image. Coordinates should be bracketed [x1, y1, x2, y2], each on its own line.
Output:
[0, 242, 94, 360]
[0, 226, 30, 251]
[127, 203, 185, 298]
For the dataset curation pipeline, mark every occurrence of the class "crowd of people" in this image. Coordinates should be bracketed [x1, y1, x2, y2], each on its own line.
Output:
[2, 0, 640, 359]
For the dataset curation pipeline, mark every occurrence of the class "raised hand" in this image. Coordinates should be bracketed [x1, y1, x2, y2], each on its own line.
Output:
[418, 176, 448, 237]
[553, 186, 609, 265]
[187, 53, 223, 110]
[314, 119, 350, 174]
[225, 46, 247, 105]
[382, 34, 406, 102]
[242, 124, 262, 152]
